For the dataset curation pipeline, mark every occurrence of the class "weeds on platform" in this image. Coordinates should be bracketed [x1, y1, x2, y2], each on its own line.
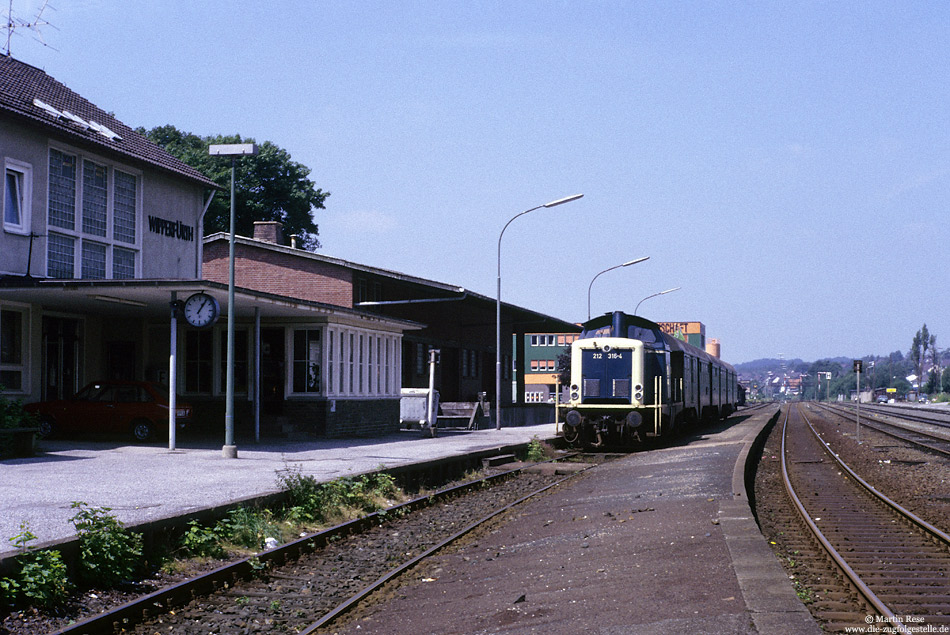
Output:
[70, 502, 144, 588]
[0, 524, 71, 610]
[525, 436, 547, 462]
[277, 465, 401, 527]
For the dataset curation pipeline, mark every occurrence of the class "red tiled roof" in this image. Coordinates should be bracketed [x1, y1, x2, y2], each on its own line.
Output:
[0, 55, 218, 188]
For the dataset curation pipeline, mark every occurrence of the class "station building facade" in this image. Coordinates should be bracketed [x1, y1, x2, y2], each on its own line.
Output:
[0, 55, 416, 438]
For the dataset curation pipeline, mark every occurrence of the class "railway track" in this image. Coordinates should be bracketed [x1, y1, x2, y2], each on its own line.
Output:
[817, 402, 950, 458]
[780, 403, 950, 631]
[50, 456, 602, 635]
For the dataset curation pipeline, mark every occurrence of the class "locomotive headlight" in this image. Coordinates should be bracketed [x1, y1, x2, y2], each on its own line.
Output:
[571, 391, 579, 401]
[603, 345, 611, 352]
[571, 384, 578, 391]
[634, 391, 643, 401]
[634, 384, 643, 391]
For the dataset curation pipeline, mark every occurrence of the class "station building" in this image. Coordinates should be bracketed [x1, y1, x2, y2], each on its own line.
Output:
[202, 225, 579, 429]
[0, 55, 418, 438]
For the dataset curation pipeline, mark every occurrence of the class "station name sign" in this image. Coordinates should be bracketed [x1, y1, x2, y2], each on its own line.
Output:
[148, 215, 195, 242]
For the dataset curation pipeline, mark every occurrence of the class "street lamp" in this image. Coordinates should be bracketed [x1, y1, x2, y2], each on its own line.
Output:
[209, 143, 259, 459]
[587, 257, 649, 320]
[496, 194, 583, 430]
[633, 287, 681, 316]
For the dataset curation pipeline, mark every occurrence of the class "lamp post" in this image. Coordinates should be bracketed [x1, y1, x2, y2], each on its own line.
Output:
[633, 287, 681, 316]
[496, 194, 583, 430]
[208, 143, 259, 458]
[587, 257, 649, 320]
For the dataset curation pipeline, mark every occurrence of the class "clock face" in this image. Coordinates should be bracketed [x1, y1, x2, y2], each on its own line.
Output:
[182, 293, 219, 328]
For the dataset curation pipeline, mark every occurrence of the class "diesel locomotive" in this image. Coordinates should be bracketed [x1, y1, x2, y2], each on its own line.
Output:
[558, 311, 737, 447]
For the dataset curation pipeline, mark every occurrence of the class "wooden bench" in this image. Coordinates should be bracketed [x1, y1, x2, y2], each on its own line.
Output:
[437, 401, 490, 430]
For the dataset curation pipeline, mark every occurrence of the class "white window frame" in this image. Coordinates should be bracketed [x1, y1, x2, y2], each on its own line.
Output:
[45, 144, 142, 280]
[0, 303, 30, 394]
[324, 327, 400, 398]
[290, 327, 323, 395]
[3, 159, 32, 236]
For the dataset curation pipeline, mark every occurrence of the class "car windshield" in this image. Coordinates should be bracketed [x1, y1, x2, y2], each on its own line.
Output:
[74, 383, 109, 401]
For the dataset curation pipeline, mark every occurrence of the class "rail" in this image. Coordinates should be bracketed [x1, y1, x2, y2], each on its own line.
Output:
[781, 404, 950, 631]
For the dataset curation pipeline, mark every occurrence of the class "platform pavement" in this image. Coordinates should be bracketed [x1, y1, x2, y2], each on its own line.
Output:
[330, 406, 822, 635]
[0, 423, 558, 558]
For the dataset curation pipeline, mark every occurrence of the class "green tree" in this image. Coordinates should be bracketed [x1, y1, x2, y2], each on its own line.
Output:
[910, 324, 930, 394]
[138, 125, 328, 250]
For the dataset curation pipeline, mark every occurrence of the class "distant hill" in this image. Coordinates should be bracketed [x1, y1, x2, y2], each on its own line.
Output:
[734, 358, 805, 373]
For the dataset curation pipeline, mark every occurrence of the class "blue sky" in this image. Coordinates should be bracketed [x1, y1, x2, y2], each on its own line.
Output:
[9, 1, 950, 363]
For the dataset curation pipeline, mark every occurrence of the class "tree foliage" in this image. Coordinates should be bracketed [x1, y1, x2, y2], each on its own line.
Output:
[909, 324, 930, 390]
[139, 125, 328, 250]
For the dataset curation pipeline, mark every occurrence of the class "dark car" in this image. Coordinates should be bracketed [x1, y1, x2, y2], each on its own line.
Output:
[25, 380, 192, 442]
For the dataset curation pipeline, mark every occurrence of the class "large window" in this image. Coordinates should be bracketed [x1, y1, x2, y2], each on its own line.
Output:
[46, 147, 139, 279]
[324, 328, 399, 397]
[4, 159, 31, 235]
[293, 329, 322, 393]
[0, 308, 27, 391]
[185, 330, 212, 393]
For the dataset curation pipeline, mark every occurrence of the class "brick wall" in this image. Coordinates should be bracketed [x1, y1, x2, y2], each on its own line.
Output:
[203, 241, 352, 307]
[283, 398, 400, 438]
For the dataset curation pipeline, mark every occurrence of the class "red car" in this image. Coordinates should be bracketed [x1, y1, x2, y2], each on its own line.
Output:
[25, 380, 192, 442]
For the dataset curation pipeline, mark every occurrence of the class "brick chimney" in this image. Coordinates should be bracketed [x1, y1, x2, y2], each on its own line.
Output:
[253, 221, 284, 244]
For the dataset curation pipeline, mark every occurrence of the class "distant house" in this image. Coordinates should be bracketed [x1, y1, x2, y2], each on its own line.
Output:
[522, 332, 579, 403]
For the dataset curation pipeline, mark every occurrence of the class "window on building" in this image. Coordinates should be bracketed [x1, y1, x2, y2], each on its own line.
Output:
[385, 338, 391, 394]
[82, 159, 108, 236]
[113, 170, 137, 244]
[415, 342, 425, 375]
[530, 335, 538, 347]
[47, 233, 75, 279]
[469, 349, 478, 378]
[292, 329, 321, 393]
[219, 329, 248, 393]
[530, 360, 539, 371]
[327, 330, 334, 394]
[376, 338, 382, 394]
[46, 147, 139, 280]
[185, 330, 213, 393]
[349, 333, 355, 392]
[338, 331, 346, 393]
[0, 308, 27, 391]
[49, 149, 76, 231]
[4, 160, 31, 235]
[81, 241, 106, 279]
[113, 247, 135, 279]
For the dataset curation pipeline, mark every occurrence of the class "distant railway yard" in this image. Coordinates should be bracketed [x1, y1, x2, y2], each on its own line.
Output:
[3, 403, 950, 633]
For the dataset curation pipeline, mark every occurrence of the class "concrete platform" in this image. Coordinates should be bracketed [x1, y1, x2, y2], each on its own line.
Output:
[0, 424, 558, 558]
[332, 407, 822, 635]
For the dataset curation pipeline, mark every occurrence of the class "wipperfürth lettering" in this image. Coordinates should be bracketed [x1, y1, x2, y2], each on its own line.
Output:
[148, 215, 195, 242]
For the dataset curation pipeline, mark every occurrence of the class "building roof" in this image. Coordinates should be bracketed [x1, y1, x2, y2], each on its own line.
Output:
[205, 232, 580, 332]
[0, 55, 218, 189]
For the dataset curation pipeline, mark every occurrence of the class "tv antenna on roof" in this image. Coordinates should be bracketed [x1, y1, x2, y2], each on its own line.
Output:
[4, 0, 57, 57]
